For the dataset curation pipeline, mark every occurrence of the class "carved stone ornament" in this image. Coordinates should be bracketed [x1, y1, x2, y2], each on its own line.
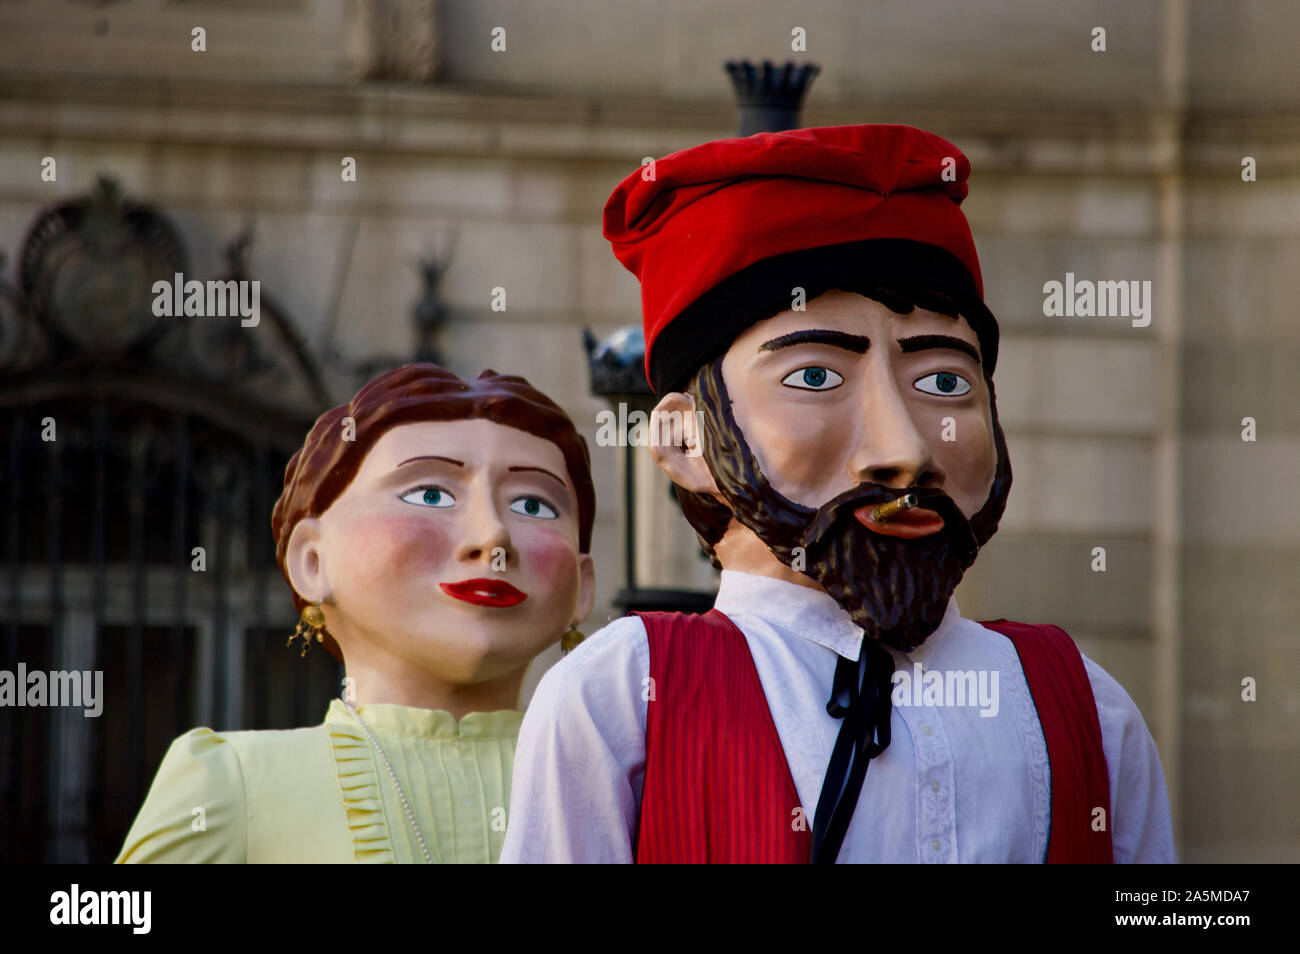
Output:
[345, 0, 441, 82]
[19, 177, 187, 360]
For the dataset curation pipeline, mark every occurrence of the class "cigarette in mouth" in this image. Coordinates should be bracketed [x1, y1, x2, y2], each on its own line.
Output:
[870, 493, 919, 523]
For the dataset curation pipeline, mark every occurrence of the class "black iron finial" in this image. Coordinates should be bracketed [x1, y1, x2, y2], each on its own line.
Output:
[724, 59, 821, 137]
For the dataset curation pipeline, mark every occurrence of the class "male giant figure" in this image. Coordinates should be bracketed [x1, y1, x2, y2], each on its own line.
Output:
[502, 124, 1177, 863]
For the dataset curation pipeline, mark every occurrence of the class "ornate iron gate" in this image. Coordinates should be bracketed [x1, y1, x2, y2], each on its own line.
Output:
[0, 180, 345, 862]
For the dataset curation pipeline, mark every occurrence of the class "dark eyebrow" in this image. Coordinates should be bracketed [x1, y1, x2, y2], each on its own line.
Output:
[508, 465, 568, 490]
[759, 329, 872, 354]
[898, 334, 981, 366]
[396, 455, 464, 468]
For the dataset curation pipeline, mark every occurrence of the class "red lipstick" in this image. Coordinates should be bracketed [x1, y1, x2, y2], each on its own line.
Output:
[440, 578, 528, 608]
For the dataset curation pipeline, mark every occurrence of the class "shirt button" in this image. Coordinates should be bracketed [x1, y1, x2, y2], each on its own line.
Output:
[922, 725, 932, 736]
[463, 798, 472, 807]
[931, 840, 941, 852]
[930, 781, 940, 792]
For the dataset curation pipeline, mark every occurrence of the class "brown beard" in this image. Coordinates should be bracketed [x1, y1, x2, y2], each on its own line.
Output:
[690, 356, 1013, 651]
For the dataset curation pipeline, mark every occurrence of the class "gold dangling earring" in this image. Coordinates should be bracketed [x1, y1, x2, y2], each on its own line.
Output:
[560, 627, 585, 653]
[288, 603, 327, 657]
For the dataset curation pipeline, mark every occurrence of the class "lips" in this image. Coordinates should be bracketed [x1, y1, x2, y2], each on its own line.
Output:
[854, 504, 946, 539]
[439, 578, 528, 608]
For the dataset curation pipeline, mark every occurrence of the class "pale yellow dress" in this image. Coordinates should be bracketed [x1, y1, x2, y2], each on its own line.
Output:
[116, 698, 522, 863]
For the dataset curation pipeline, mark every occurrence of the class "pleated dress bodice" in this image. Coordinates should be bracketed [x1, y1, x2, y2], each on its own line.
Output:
[116, 698, 523, 864]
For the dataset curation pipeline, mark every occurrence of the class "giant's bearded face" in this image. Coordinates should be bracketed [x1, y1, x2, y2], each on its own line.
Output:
[682, 289, 1012, 652]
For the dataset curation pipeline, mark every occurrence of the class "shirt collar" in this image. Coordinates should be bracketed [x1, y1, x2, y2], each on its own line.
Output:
[324, 697, 522, 740]
[712, 568, 962, 661]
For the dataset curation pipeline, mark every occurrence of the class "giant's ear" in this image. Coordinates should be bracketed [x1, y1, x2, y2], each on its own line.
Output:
[571, 553, 596, 627]
[648, 391, 720, 495]
[285, 517, 333, 605]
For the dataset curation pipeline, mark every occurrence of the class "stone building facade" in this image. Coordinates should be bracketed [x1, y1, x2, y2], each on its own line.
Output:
[0, 0, 1296, 862]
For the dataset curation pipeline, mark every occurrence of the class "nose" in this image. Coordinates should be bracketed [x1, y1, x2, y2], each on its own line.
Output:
[453, 489, 515, 567]
[848, 362, 945, 490]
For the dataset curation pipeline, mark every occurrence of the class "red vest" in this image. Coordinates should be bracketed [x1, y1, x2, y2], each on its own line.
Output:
[633, 609, 1113, 864]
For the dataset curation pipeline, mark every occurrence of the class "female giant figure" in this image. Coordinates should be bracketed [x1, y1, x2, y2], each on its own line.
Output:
[118, 363, 595, 863]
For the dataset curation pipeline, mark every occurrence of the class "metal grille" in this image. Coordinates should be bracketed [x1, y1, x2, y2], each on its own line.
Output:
[0, 389, 343, 863]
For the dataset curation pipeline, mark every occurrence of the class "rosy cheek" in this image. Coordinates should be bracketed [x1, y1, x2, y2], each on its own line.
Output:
[517, 531, 580, 591]
[336, 512, 454, 581]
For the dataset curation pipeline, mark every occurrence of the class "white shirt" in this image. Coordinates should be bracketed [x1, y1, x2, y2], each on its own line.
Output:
[501, 569, 1178, 863]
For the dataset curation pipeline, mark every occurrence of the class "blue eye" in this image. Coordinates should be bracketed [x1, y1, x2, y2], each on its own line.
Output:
[781, 366, 843, 391]
[401, 486, 456, 508]
[914, 371, 971, 396]
[510, 496, 557, 520]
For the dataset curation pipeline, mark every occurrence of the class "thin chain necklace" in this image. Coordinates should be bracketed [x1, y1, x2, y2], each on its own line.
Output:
[341, 698, 434, 864]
